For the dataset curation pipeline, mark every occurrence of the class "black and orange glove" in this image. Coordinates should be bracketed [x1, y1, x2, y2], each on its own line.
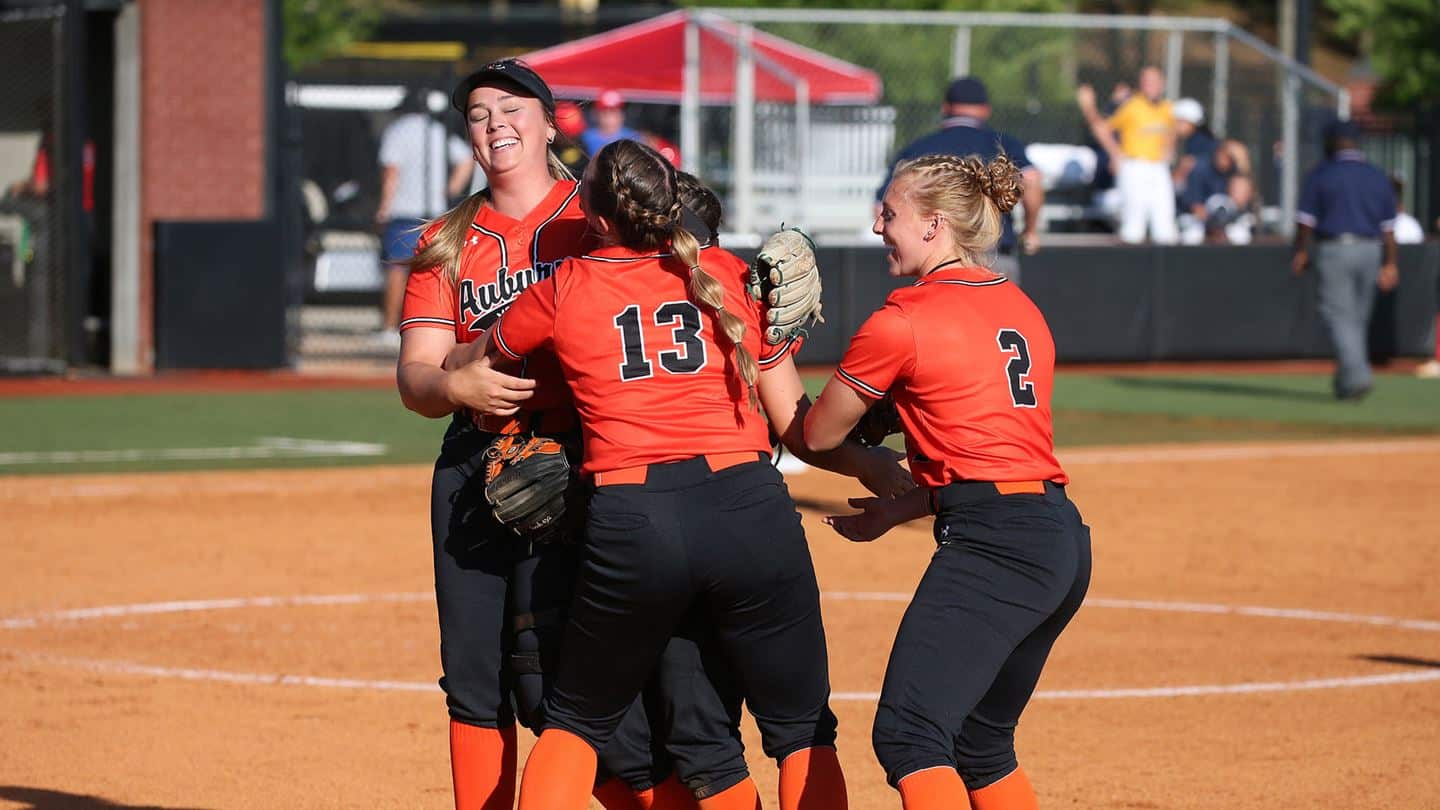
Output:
[847, 394, 903, 448]
[483, 433, 577, 545]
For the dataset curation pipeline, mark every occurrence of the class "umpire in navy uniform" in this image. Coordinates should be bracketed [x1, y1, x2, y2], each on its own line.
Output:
[876, 76, 1043, 283]
[1292, 119, 1399, 400]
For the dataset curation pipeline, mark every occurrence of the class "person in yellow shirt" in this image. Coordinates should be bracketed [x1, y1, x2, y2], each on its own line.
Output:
[1077, 66, 1179, 244]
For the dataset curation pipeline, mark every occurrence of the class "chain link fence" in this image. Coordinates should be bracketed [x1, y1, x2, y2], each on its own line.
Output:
[290, 72, 465, 370]
[0, 5, 66, 374]
[684, 9, 1347, 242]
[286, 8, 1353, 367]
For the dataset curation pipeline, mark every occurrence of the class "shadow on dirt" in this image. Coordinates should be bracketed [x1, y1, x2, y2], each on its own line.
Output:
[1108, 375, 1335, 402]
[1356, 654, 1440, 669]
[0, 786, 214, 810]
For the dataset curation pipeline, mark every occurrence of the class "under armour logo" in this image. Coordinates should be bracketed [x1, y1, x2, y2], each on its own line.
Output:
[940, 525, 950, 538]
[467, 235, 480, 246]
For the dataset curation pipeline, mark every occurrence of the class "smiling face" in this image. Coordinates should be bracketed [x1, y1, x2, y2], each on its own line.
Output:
[465, 84, 556, 181]
[873, 178, 940, 277]
[1139, 67, 1165, 101]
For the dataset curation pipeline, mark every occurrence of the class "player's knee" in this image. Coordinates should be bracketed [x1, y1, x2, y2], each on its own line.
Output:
[439, 673, 513, 729]
[755, 704, 838, 761]
[681, 764, 751, 802]
[956, 752, 1019, 790]
[508, 623, 558, 730]
[954, 719, 1018, 790]
[872, 707, 952, 786]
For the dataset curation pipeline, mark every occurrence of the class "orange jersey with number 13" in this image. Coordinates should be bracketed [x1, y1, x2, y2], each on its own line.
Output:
[493, 244, 799, 474]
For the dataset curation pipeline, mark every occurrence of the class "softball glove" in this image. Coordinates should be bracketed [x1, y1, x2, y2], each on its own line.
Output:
[847, 394, 903, 448]
[483, 432, 576, 545]
[750, 227, 824, 345]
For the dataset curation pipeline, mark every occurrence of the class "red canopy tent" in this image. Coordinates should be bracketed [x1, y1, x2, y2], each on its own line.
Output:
[521, 10, 883, 106]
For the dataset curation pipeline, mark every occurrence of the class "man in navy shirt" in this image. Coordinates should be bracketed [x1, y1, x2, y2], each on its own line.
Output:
[1292, 119, 1399, 400]
[1172, 98, 1216, 205]
[876, 76, 1043, 282]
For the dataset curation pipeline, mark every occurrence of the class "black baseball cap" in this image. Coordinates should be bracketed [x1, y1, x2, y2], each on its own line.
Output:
[1323, 118, 1360, 141]
[451, 59, 556, 114]
[945, 76, 988, 105]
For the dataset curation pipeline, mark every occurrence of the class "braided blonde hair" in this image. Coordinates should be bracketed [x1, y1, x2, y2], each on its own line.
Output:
[588, 140, 758, 410]
[410, 119, 575, 285]
[891, 153, 1023, 268]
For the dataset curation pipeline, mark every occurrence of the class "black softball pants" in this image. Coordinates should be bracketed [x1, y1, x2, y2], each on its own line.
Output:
[871, 481, 1091, 789]
[541, 456, 839, 769]
[430, 417, 685, 789]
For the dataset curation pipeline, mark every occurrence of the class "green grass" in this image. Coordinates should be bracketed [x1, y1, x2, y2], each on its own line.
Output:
[0, 389, 448, 476]
[1, 371, 1436, 476]
[802, 371, 1440, 450]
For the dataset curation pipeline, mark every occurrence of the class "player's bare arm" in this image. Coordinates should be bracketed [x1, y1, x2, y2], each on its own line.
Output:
[758, 355, 912, 499]
[1075, 84, 1124, 166]
[397, 327, 534, 418]
[1020, 166, 1043, 254]
[804, 375, 875, 454]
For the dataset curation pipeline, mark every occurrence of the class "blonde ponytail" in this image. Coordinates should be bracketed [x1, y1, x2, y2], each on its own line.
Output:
[673, 224, 759, 411]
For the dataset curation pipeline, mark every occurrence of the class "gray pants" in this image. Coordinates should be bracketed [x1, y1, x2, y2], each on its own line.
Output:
[1314, 240, 1382, 397]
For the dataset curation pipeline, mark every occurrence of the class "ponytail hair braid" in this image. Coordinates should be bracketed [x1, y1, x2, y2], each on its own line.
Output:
[590, 139, 758, 411]
[672, 220, 758, 410]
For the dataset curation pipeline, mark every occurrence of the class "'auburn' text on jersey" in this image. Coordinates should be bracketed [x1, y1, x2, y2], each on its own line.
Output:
[400, 179, 594, 415]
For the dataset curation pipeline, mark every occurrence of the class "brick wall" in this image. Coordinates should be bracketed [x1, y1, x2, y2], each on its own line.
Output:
[139, 0, 268, 369]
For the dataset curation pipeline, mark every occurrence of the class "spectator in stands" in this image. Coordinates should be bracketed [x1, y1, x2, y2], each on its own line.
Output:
[1388, 175, 1437, 379]
[1391, 176, 1425, 245]
[1171, 98, 1215, 203]
[375, 88, 473, 348]
[1179, 139, 1251, 244]
[579, 89, 645, 155]
[875, 76, 1043, 282]
[1077, 66, 1179, 244]
[553, 100, 590, 175]
[1198, 173, 1258, 245]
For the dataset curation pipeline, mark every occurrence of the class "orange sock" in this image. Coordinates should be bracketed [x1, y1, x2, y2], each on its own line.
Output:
[778, 747, 847, 810]
[633, 774, 701, 809]
[516, 728, 598, 810]
[594, 776, 645, 810]
[896, 766, 966, 810]
[449, 720, 516, 810]
[698, 777, 762, 810]
[967, 767, 1037, 810]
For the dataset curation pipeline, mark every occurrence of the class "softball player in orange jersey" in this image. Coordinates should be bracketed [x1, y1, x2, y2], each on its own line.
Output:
[806, 154, 1092, 810]
[397, 60, 719, 810]
[490, 140, 907, 810]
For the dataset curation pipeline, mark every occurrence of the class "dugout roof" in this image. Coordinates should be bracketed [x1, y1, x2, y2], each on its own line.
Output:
[522, 10, 883, 105]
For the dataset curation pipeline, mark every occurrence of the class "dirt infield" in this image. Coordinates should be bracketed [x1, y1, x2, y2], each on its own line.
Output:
[3, 439, 1439, 809]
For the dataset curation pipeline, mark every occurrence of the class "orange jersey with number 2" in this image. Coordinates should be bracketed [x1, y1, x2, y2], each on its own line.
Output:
[836, 265, 1067, 489]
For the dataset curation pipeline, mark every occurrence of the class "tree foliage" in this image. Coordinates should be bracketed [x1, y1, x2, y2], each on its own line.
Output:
[282, 0, 383, 71]
[1325, 0, 1440, 108]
